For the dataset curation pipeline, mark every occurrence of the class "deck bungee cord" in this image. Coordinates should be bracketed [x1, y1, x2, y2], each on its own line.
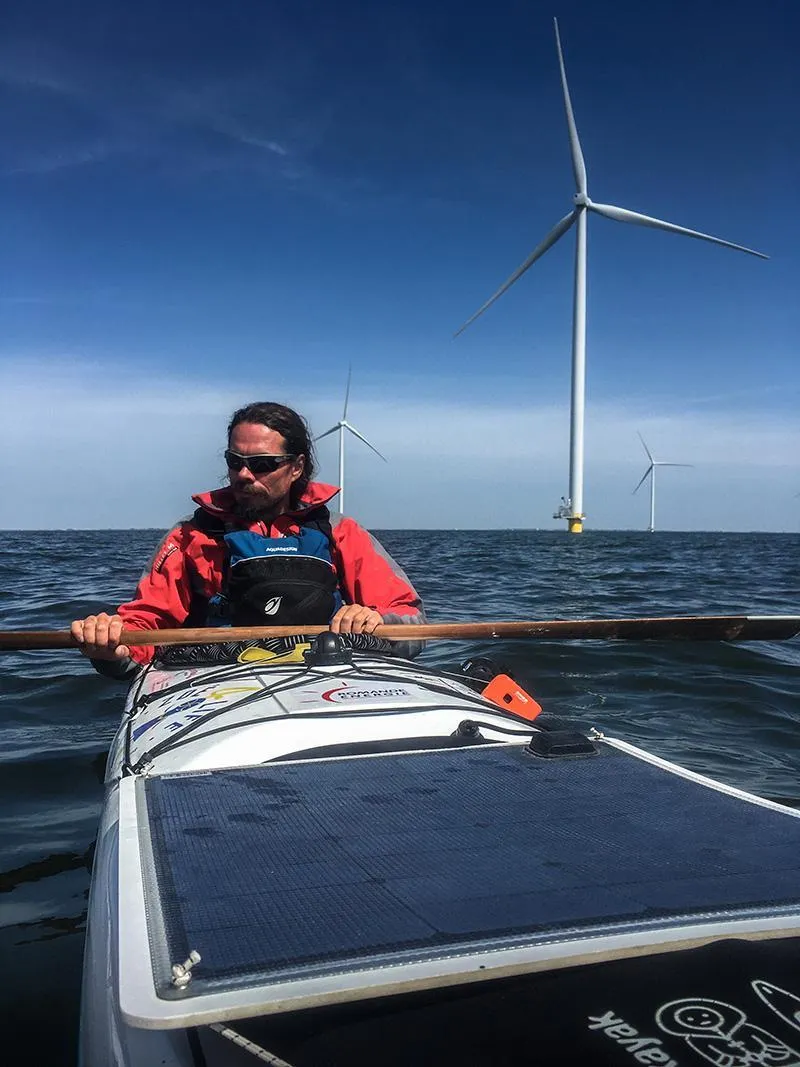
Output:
[125, 648, 538, 773]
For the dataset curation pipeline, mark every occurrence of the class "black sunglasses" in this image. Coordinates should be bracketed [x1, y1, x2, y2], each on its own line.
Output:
[224, 450, 296, 475]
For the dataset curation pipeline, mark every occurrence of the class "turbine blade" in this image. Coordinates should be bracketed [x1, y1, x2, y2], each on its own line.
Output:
[454, 211, 578, 336]
[553, 19, 587, 195]
[633, 466, 653, 494]
[637, 431, 654, 463]
[654, 463, 694, 468]
[343, 421, 387, 461]
[343, 364, 352, 420]
[314, 425, 340, 442]
[588, 202, 768, 259]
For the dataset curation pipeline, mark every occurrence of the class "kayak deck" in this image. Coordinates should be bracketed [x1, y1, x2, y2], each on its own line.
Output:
[120, 738, 800, 1028]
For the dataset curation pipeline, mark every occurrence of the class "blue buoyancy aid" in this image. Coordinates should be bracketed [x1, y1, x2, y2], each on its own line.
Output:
[192, 507, 343, 627]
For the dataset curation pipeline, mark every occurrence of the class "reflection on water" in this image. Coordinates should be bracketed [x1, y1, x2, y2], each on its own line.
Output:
[0, 849, 93, 894]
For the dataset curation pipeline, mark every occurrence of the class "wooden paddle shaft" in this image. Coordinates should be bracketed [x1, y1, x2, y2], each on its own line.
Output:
[1, 615, 799, 650]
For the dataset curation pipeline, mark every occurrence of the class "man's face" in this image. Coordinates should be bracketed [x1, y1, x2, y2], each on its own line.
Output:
[227, 422, 305, 521]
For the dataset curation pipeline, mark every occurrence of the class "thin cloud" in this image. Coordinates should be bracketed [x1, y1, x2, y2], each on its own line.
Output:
[206, 116, 290, 157]
[0, 19, 491, 206]
[675, 383, 799, 409]
[0, 356, 797, 530]
[4, 142, 121, 176]
[0, 46, 84, 98]
[0, 44, 141, 175]
[0, 37, 327, 189]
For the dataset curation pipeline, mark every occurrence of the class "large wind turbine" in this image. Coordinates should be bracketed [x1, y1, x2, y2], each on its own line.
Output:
[315, 367, 386, 514]
[633, 433, 693, 533]
[456, 18, 767, 534]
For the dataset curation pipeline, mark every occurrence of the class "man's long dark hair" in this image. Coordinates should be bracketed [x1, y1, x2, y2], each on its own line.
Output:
[227, 401, 316, 506]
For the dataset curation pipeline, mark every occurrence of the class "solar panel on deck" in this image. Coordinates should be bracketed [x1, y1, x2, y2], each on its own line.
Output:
[139, 744, 800, 999]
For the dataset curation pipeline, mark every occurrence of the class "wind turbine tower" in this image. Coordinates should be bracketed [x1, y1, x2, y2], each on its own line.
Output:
[315, 367, 387, 515]
[633, 433, 693, 533]
[456, 19, 766, 534]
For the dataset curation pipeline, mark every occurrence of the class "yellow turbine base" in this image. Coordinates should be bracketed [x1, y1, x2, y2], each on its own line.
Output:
[567, 516, 584, 534]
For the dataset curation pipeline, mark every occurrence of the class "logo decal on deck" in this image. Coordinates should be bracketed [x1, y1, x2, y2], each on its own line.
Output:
[318, 683, 411, 703]
[588, 987, 800, 1067]
[752, 981, 800, 1033]
[588, 1010, 678, 1065]
[238, 644, 310, 665]
[132, 685, 260, 740]
[144, 669, 201, 693]
[656, 997, 800, 1066]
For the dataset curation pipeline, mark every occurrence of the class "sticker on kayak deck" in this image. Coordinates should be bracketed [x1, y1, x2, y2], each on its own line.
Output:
[587, 1011, 677, 1064]
[147, 678, 260, 713]
[656, 997, 800, 1066]
[132, 684, 261, 741]
[321, 683, 412, 703]
[590, 997, 800, 1067]
[237, 643, 311, 665]
[752, 981, 800, 1033]
[144, 669, 204, 694]
[292, 682, 412, 706]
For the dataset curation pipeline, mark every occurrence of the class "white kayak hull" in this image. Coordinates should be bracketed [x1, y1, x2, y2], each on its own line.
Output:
[79, 640, 800, 1066]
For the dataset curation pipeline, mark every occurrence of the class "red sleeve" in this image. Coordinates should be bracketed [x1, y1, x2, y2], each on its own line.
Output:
[117, 524, 196, 664]
[330, 519, 423, 619]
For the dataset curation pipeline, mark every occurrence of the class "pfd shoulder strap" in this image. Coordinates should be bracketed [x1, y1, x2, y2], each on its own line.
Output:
[292, 504, 334, 545]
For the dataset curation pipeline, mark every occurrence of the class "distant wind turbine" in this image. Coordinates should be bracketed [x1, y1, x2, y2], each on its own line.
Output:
[455, 18, 767, 534]
[315, 367, 386, 514]
[633, 433, 693, 533]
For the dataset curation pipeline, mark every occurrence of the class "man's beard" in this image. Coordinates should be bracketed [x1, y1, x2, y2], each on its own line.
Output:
[232, 491, 277, 522]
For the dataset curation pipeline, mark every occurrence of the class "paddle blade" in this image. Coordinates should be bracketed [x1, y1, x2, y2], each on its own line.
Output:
[454, 210, 578, 337]
[588, 201, 768, 259]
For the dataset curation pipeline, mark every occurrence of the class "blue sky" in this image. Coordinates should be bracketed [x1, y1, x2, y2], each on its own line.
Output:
[1, 0, 797, 531]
